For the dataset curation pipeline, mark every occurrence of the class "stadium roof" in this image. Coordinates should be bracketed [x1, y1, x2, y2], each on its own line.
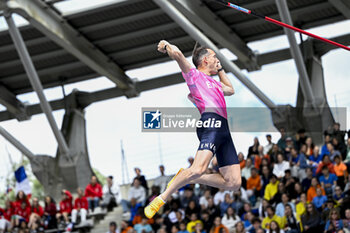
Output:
[0, 0, 349, 121]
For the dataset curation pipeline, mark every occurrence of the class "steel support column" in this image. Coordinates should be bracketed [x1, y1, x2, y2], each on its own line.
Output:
[0, 84, 28, 121]
[0, 125, 35, 159]
[275, 0, 315, 107]
[153, 0, 276, 109]
[5, 13, 69, 155]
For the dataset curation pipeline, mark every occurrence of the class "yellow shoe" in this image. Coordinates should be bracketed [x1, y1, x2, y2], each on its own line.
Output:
[144, 196, 165, 219]
[167, 168, 184, 190]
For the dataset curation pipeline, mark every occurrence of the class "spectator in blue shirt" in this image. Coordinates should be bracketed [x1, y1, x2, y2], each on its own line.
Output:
[295, 145, 308, 180]
[275, 193, 295, 217]
[308, 146, 322, 166]
[325, 208, 344, 232]
[220, 193, 234, 216]
[178, 221, 189, 233]
[320, 134, 331, 158]
[290, 148, 300, 165]
[312, 187, 327, 210]
[134, 216, 153, 233]
[319, 166, 337, 195]
[327, 143, 342, 161]
[333, 186, 344, 203]
[243, 211, 254, 230]
[129, 198, 142, 223]
[298, 145, 308, 169]
[301, 168, 313, 192]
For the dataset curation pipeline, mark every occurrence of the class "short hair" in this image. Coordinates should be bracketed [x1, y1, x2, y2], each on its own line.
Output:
[298, 128, 306, 134]
[251, 167, 258, 173]
[192, 46, 209, 68]
[108, 175, 113, 179]
[201, 210, 209, 215]
[251, 217, 261, 224]
[109, 221, 117, 227]
[266, 205, 275, 212]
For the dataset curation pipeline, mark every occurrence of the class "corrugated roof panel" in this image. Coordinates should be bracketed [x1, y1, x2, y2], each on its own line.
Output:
[67, 0, 158, 27]
[83, 14, 172, 41]
[238, 22, 281, 39]
[298, 5, 340, 23]
[6, 65, 95, 92]
[114, 40, 195, 67]
[0, 53, 77, 78]
[26, 41, 62, 56]
[0, 26, 44, 51]
[99, 27, 187, 53]
[288, 0, 325, 8]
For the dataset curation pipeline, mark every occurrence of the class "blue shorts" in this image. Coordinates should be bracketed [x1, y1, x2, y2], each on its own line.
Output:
[196, 112, 238, 168]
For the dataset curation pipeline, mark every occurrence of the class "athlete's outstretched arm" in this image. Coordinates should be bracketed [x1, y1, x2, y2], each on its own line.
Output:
[157, 40, 192, 74]
[218, 67, 235, 96]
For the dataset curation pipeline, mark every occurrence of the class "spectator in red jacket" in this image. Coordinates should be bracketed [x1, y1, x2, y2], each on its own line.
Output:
[3, 200, 15, 222]
[0, 207, 6, 233]
[1, 199, 15, 232]
[85, 176, 102, 211]
[56, 190, 73, 225]
[43, 196, 57, 229]
[14, 191, 31, 209]
[12, 201, 31, 228]
[28, 197, 44, 231]
[71, 188, 88, 225]
[0, 200, 13, 233]
[316, 155, 335, 175]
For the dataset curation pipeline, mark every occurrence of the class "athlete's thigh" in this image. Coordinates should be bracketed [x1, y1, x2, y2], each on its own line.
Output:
[216, 135, 240, 181]
[215, 134, 238, 168]
[191, 149, 213, 171]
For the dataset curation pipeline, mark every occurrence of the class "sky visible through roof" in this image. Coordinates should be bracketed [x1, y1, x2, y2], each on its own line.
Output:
[0, 1, 349, 191]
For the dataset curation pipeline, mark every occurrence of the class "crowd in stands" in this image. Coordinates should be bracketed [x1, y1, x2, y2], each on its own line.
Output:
[117, 123, 350, 233]
[1, 122, 350, 233]
[0, 175, 121, 233]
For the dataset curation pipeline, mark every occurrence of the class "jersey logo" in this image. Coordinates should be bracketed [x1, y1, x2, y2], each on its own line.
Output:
[206, 81, 220, 90]
[200, 142, 217, 153]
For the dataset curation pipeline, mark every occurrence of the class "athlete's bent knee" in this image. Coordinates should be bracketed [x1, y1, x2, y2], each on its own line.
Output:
[188, 167, 206, 180]
[224, 178, 241, 191]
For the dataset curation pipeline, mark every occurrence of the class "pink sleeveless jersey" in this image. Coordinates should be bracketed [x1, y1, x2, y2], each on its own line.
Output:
[182, 68, 227, 119]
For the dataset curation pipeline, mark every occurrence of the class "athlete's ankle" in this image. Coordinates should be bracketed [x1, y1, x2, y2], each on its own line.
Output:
[159, 195, 166, 203]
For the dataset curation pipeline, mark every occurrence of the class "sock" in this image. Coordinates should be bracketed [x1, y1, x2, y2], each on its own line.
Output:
[158, 195, 166, 203]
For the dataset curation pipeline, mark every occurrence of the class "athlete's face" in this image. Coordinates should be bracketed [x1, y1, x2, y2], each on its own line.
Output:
[204, 49, 221, 74]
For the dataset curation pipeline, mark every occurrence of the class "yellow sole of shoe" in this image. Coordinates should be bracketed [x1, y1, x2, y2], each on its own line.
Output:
[144, 197, 164, 219]
[144, 208, 153, 219]
[167, 168, 184, 189]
